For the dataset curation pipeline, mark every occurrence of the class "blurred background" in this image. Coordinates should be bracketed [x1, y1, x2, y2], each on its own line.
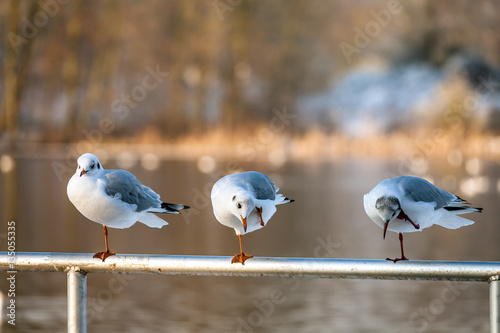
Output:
[1, 0, 500, 332]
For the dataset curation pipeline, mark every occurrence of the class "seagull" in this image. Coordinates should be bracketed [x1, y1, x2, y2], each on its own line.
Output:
[67, 153, 189, 261]
[211, 171, 294, 264]
[363, 176, 482, 262]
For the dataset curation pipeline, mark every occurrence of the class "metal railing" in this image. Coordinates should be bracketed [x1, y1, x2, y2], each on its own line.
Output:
[1, 252, 499, 333]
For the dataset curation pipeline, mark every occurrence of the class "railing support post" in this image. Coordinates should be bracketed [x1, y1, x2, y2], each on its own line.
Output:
[67, 267, 87, 333]
[490, 276, 500, 333]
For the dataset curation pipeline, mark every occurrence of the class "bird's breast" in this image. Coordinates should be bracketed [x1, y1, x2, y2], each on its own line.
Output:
[68, 175, 137, 226]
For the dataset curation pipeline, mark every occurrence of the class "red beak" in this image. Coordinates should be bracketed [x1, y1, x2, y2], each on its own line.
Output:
[80, 169, 88, 177]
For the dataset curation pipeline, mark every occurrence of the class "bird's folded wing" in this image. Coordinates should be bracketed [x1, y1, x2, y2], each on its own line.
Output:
[102, 170, 161, 212]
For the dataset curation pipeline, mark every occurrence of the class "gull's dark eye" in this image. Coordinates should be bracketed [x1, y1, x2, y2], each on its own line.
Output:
[90, 163, 95, 169]
[237, 203, 242, 209]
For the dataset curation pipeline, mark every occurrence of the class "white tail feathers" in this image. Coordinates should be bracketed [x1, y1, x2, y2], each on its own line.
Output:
[275, 194, 294, 205]
[436, 204, 481, 229]
[434, 212, 475, 230]
[137, 212, 169, 228]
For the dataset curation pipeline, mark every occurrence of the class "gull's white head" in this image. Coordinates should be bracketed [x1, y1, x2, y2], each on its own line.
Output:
[375, 196, 401, 239]
[230, 190, 255, 232]
[75, 153, 103, 177]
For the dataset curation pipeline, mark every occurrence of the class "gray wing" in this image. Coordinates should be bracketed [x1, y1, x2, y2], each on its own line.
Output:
[397, 176, 458, 209]
[236, 171, 276, 200]
[103, 170, 161, 212]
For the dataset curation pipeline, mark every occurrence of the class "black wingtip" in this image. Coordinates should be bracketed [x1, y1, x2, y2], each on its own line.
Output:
[285, 197, 295, 203]
[443, 206, 465, 211]
[161, 202, 190, 212]
[444, 206, 483, 213]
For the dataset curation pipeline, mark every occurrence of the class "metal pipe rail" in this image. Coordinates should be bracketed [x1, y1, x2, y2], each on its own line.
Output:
[1, 252, 499, 332]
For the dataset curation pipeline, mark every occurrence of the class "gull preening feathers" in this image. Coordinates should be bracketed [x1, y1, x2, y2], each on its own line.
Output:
[67, 153, 189, 261]
[211, 171, 294, 264]
[364, 176, 482, 262]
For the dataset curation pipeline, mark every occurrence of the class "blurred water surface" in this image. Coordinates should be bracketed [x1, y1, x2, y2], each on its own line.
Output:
[1, 152, 498, 332]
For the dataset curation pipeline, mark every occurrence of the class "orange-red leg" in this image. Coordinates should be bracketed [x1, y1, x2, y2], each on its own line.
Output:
[397, 210, 420, 230]
[93, 225, 116, 262]
[231, 234, 253, 264]
[386, 233, 408, 263]
[256, 207, 264, 226]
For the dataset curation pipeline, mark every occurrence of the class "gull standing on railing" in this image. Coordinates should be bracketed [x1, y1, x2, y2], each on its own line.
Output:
[67, 153, 189, 261]
[211, 171, 294, 264]
[364, 176, 482, 262]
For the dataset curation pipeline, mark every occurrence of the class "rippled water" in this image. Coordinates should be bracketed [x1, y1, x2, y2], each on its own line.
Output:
[1, 152, 498, 332]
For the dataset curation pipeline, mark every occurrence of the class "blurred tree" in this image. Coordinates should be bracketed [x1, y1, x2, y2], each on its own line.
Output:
[61, 0, 83, 139]
[3, 0, 500, 142]
[2, 1, 38, 146]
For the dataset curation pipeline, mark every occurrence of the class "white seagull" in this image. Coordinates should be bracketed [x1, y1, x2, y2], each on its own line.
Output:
[211, 171, 294, 264]
[67, 153, 189, 261]
[364, 176, 482, 262]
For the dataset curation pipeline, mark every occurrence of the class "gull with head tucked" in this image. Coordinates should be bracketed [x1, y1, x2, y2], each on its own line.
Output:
[211, 171, 294, 264]
[67, 153, 189, 261]
[364, 176, 482, 262]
